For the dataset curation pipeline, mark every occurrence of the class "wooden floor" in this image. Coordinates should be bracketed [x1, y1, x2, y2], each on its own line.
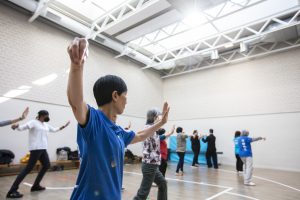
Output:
[0, 162, 299, 200]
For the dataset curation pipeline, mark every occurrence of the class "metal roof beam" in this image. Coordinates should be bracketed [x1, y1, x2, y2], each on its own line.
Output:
[162, 39, 300, 78]
[145, 7, 300, 70]
[86, 0, 161, 39]
[130, 0, 266, 48]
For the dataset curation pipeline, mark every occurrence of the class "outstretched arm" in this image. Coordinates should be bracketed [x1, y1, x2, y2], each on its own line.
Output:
[0, 107, 29, 127]
[48, 121, 71, 133]
[67, 38, 89, 125]
[130, 102, 170, 144]
[252, 137, 266, 142]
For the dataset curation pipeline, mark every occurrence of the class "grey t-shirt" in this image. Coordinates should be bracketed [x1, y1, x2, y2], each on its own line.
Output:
[176, 133, 188, 152]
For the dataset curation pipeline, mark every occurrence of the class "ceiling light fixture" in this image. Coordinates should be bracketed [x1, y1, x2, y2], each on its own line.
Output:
[210, 50, 219, 60]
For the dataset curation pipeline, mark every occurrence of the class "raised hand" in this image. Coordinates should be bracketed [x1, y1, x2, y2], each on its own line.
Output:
[21, 107, 29, 120]
[170, 125, 175, 134]
[161, 102, 170, 124]
[67, 37, 89, 67]
[11, 124, 19, 130]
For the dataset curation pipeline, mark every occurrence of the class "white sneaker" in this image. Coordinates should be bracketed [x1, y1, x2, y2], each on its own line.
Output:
[244, 182, 256, 186]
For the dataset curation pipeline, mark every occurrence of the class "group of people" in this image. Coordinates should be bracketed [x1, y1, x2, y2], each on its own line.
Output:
[174, 128, 218, 177]
[0, 37, 266, 200]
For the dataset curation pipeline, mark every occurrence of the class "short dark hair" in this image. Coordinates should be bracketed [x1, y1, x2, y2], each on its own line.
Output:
[176, 127, 183, 133]
[38, 110, 49, 117]
[235, 131, 241, 138]
[93, 75, 127, 107]
[157, 128, 166, 135]
[209, 129, 214, 134]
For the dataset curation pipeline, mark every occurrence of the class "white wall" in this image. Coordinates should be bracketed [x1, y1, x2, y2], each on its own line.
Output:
[0, 3, 163, 162]
[163, 48, 300, 172]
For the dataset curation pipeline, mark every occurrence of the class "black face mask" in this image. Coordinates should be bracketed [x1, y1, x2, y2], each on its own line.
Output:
[44, 117, 50, 122]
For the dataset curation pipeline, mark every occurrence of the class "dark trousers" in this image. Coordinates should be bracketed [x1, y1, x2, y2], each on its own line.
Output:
[235, 154, 243, 172]
[8, 150, 50, 192]
[206, 151, 218, 168]
[134, 163, 167, 200]
[176, 152, 185, 173]
[192, 147, 200, 166]
[159, 158, 168, 177]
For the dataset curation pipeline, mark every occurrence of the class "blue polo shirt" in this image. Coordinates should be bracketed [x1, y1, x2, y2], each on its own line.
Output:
[70, 106, 135, 200]
[238, 136, 253, 157]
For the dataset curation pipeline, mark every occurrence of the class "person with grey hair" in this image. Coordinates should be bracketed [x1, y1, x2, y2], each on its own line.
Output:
[0, 107, 29, 127]
[238, 130, 266, 186]
[134, 108, 168, 200]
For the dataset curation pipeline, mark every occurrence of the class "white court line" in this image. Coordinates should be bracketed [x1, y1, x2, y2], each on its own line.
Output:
[124, 171, 231, 189]
[206, 167, 300, 193]
[23, 182, 74, 190]
[226, 192, 260, 200]
[252, 175, 300, 192]
[205, 188, 233, 200]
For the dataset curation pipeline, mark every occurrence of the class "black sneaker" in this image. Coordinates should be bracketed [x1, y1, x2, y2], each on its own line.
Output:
[6, 191, 23, 198]
[31, 185, 46, 192]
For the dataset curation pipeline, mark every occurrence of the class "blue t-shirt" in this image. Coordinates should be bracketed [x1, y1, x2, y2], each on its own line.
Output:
[234, 137, 240, 154]
[70, 106, 135, 200]
[238, 136, 253, 157]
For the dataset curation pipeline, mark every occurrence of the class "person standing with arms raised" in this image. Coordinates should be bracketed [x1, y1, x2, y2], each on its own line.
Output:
[67, 38, 170, 200]
[6, 110, 70, 198]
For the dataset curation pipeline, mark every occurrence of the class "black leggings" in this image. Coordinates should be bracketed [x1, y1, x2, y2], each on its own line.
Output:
[176, 152, 185, 173]
[9, 149, 50, 192]
[192, 147, 200, 166]
[159, 158, 168, 177]
[235, 154, 243, 172]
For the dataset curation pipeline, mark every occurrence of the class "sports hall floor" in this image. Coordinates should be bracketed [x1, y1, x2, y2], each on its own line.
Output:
[0, 163, 299, 200]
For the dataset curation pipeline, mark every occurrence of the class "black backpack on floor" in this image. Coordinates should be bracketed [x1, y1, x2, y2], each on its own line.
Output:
[0, 149, 15, 164]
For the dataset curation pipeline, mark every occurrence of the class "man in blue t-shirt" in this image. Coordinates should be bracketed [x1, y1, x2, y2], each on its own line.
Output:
[67, 38, 170, 200]
[238, 130, 266, 186]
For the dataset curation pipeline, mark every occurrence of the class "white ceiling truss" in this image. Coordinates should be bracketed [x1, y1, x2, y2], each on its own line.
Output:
[29, 0, 53, 22]
[161, 37, 300, 78]
[128, 0, 266, 49]
[10, 0, 300, 78]
[86, 0, 161, 39]
[142, 6, 300, 71]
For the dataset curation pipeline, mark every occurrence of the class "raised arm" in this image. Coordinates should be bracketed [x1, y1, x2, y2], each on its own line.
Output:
[252, 137, 266, 142]
[0, 107, 29, 127]
[202, 135, 209, 143]
[11, 122, 30, 131]
[48, 121, 70, 133]
[164, 125, 175, 138]
[130, 102, 170, 144]
[67, 38, 89, 125]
